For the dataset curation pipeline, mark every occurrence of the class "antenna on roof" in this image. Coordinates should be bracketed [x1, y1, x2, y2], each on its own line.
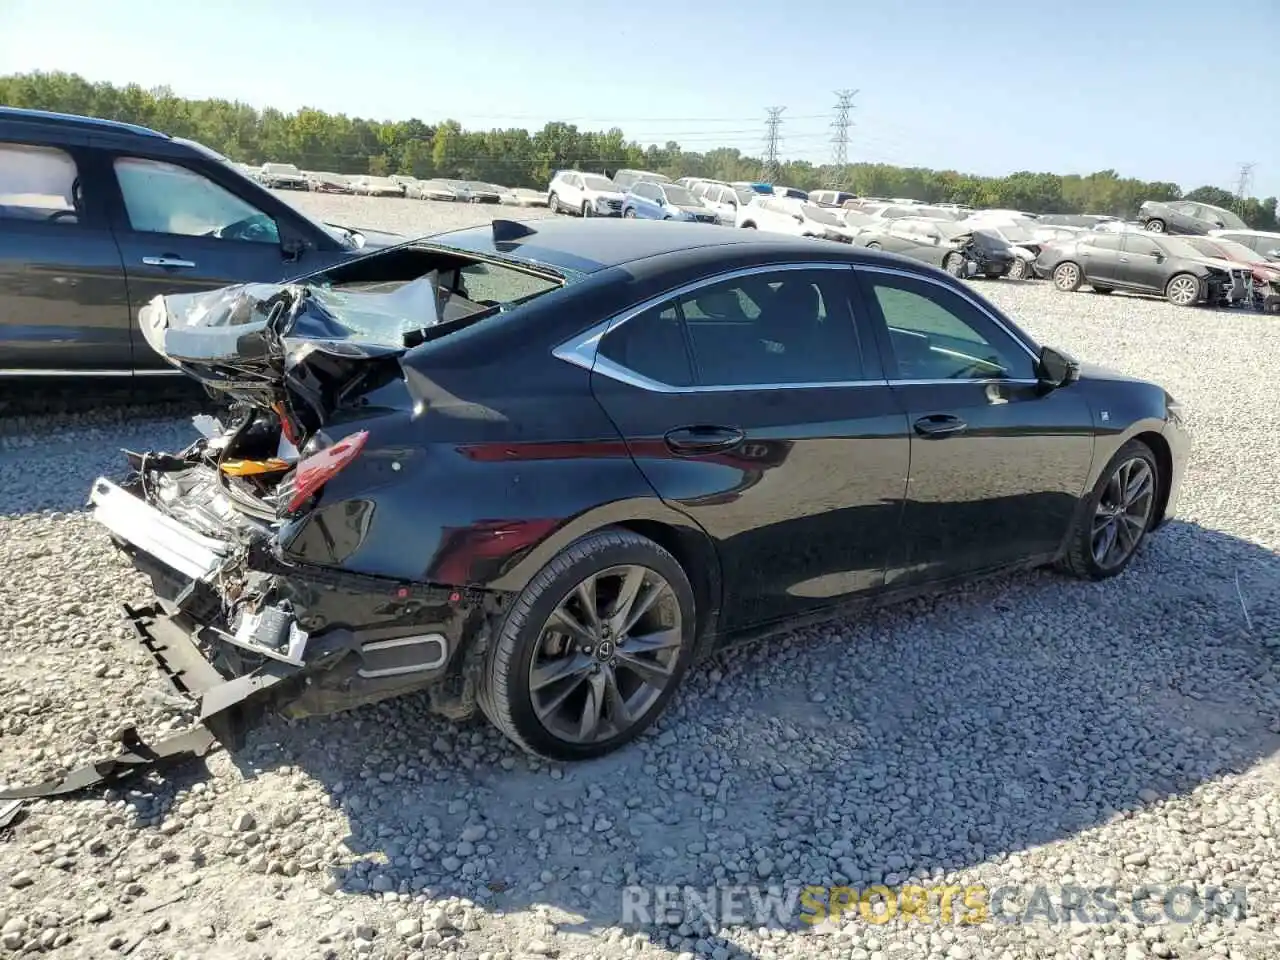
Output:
[492, 220, 537, 243]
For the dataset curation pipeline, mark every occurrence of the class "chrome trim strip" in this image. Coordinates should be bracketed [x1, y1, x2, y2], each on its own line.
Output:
[552, 259, 1044, 395]
[132, 368, 187, 376]
[891, 378, 1041, 387]
[0, 367, 185, 377]
[89, 477, 230, 581]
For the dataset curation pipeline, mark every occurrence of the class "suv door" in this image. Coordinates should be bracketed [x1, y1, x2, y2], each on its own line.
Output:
[854, 266, 1094, 586]
[582, 263, 910, 635]
[99, 148, 349, 369]
[0, 132, 133, 371]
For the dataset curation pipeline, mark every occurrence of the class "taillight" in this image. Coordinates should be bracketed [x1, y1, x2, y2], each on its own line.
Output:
[284, 430, 369, 513]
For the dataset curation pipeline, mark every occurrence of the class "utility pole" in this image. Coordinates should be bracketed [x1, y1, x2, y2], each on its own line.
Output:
[1233, 161, 1255, 214]
[761, 107, 785, 184]
[825, 89, 857, 190]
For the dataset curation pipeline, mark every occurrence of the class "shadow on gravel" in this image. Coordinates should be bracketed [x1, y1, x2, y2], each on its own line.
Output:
[183, 518, 1280, 955]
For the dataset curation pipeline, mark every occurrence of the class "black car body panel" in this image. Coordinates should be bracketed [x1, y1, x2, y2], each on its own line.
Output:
[74, 218, 1188, 763]
[0, 108, 400, 375]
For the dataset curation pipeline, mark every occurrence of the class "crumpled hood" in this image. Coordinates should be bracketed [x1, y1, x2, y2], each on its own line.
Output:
[324, 222, 404, 251]
[1189, 255, 1245, 273]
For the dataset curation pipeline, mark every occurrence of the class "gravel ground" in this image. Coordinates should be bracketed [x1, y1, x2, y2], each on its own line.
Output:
[1, 195, 1278, 960]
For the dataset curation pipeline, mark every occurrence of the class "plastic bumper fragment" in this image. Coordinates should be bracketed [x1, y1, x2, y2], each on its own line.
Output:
[0, 603, 300, 800]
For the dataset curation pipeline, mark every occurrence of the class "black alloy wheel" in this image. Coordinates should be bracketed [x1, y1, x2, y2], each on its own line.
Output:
[1056, 439, 1159, 580]
[477, 529, 696, 760]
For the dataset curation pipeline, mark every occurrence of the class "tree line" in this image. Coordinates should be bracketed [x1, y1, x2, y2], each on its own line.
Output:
[2, 71, 1275, 228]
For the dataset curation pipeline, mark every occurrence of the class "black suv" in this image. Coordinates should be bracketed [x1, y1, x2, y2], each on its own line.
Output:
[0, 108, 401, 376]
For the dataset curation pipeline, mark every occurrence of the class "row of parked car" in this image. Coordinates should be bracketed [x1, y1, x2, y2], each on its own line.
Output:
[237, 161, 551, 208]
[537, 168, 1280, 312]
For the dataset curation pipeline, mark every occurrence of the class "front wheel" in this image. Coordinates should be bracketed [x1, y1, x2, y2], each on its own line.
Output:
[548, 192, 560, 214]
[1053, 261, 1083, 292]
[1144, 219, 1166, 233]
[943, 252, 965, 276]
[477, 529, 697, 760]
[1055, 440, 1159, 580]
[1165, 272, 1201, 306]
[582, 201, 593, 217]
[623, 208, 637, 219]
[1009, 258, 1029, 280]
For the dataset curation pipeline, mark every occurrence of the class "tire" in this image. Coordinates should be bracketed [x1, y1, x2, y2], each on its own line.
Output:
[623, 208, 636, 219]
[1009, 258, 1028, 280]
[741, 221, 756, 229]
[1055, 439, 1160, 581]
[476, 528, 697, 761]
[1264, 295, 1280, 314]
[1053, 261, 1083, 292]
[548, 192, 560, 214]
[943, 252, 965, 277]
[1144, 219, 1166, 233]
[865, 241, 882, 251]
[1164, 272, 1201, 307]
[582, 201, 593, 218]
[1091, 286, 1113, 294]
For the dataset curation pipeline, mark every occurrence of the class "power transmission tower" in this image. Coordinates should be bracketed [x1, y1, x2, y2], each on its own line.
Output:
[825, 89, 857, 190]
[1233, 161, 1255, 214]
[761, 107, 785, 183]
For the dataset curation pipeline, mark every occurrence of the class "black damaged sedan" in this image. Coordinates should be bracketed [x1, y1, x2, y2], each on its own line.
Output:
[85, 219, 1188, 764]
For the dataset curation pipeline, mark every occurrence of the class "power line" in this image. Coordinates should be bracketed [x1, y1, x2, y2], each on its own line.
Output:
[825, 89, 857, 190]
[761, 107, 785, 183]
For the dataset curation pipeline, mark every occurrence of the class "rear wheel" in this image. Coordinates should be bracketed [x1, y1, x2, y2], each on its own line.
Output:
[1009, 257, 1029, 280]
[865, 241, 882, 251]
[1055, 440, 1159, 580]
[741, 221, 756, 229]
[548, 192, 560, 214]
[582, 201, 593, 217]
[477, 529, 696, 760]
[1053, 261, 1083, 292]
[1165, 272, 1201, 306]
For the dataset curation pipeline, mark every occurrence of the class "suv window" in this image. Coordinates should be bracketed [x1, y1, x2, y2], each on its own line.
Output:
[600, 269, 864, 388]
[114, 157, 279, 244]
[0, 143, 80, 224]
[866, 272, 1035, 381]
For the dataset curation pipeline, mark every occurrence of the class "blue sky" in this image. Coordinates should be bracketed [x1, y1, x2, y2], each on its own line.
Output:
[2, 0, 1277, 197]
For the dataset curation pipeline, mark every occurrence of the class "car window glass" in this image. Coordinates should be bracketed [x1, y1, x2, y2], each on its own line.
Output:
[1123, 236, 1160, 257]
[114, 157, 280, 244]
[598, 304, 693, 387]
[0, 143, 80, 224]
[682, 270, 863, 385]
[868, 273, 1035, 381]
[1089, 234, 1122, 251]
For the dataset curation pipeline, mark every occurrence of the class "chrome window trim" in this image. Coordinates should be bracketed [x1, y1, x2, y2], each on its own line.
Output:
[552, 260, 1044, 394]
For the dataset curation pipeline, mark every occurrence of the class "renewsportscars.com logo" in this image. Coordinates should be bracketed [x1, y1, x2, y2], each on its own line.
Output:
[620, 883, 1249, 929]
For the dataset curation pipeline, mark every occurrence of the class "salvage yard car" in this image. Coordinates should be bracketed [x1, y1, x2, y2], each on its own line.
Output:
[1038, 232, 1255, 306]
[857, 217, 1014, 278]
[1137, 199, 1246, 235]
[622, 181, 718, 222]
[0, 107, 401, 376]
[547, 170, 625, 217]
[7, 216, 1186, 792]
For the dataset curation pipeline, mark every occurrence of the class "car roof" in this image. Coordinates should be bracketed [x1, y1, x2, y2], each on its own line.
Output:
[430, 217, 888, 275]
[0, 106, 168, 139]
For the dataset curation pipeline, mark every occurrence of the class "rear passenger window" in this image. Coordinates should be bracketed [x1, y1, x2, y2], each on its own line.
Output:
[598, 270, 864, 388]
[0, 143, 80, 224]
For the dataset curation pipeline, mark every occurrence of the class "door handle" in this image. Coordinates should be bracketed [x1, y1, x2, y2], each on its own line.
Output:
[663, 425, 745, 455]
[142, 256, 196, 269]
[1119, 256, 1129, 262]
[913, 414, 967, 438]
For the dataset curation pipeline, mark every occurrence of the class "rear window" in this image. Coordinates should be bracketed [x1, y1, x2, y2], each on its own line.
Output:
[0, 142, 79, 224]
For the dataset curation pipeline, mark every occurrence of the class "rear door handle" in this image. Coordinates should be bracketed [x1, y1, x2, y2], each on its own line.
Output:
[663, 425, 745, 455]
[913, 414, 967, 438]
[142, 256, 196, 269]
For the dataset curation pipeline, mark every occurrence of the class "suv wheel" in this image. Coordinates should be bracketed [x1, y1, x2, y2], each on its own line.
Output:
[548, 192, 560, 214]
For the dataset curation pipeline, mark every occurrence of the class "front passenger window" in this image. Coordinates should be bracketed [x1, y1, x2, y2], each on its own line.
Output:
[868, 273, 1036, 382]
[113, 157, 280, 244]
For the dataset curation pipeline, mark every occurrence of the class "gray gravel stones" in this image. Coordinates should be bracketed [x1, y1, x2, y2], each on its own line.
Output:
[0, 196, 1277, 959]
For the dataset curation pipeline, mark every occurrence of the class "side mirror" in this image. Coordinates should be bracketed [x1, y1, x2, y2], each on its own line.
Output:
[1037, 344, 1079, 389]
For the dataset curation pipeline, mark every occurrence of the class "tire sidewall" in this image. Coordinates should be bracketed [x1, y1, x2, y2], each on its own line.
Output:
[492, 534, 698, 760]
